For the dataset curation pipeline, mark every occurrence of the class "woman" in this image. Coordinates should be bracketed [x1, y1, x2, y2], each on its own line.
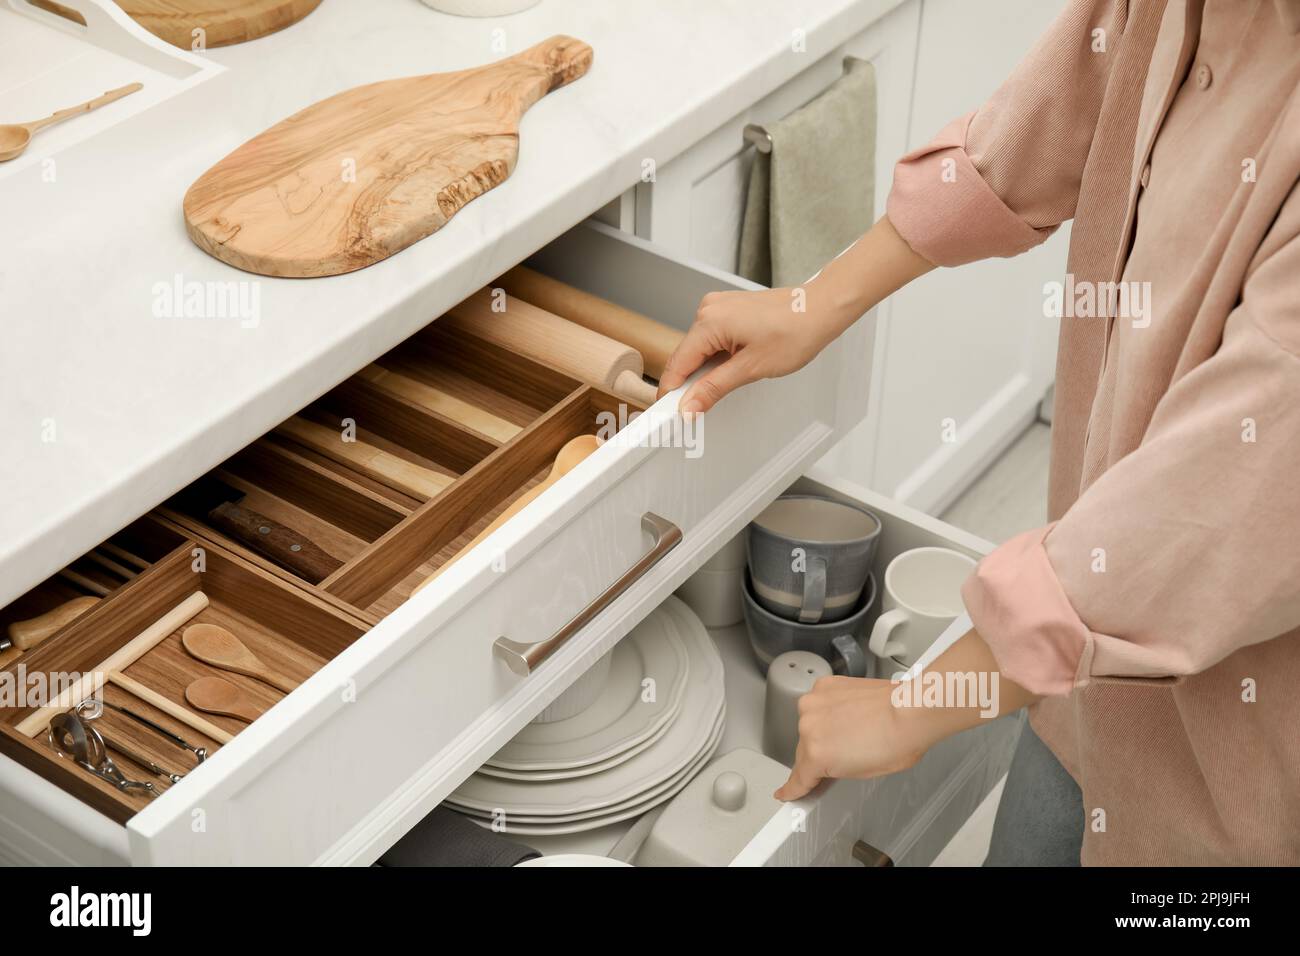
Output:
[658, 0, 1300, 865]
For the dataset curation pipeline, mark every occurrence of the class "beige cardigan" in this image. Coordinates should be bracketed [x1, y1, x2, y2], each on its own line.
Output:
[887, 0, 1300, 864]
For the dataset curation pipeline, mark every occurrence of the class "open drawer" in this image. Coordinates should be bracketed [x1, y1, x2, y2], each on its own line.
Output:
[0, 220, 875, 866]
[510, 468, 1021, 867]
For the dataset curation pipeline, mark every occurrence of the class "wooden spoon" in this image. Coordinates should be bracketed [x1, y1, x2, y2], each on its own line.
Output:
[413, 435, 601, 595]
[185, 676, 265, 724]
[182, 623, 297, 693]
[0, 83, 142, 162]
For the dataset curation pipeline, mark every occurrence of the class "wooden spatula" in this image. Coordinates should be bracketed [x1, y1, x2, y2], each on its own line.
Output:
[185, 677, 264, 724]
[182, 623, 297, 693]
[413, 435, 600, 595]
[183, 35, 593, 277]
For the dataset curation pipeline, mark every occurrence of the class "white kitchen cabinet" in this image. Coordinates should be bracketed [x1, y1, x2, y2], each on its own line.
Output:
[0, 218, 1017, 867]
[628, 0, 1071, 514]
[869, 0, 1069, 513]
[0, 220, 871, 865]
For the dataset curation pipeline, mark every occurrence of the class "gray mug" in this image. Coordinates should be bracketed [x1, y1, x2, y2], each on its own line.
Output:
[747, 494, 882, 623]
[742, 569, 876, 677]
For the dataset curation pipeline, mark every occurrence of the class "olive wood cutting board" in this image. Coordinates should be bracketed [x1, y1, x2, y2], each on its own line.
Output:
[183, 35, 594, 278]
[117, 0, 322, 48]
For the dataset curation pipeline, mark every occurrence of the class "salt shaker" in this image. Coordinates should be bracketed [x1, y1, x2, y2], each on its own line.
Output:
[763, 650, 832, 767]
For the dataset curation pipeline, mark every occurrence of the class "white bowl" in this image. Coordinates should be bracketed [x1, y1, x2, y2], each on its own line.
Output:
[420, 0, 542, 16]
[516, 854, 632, 867]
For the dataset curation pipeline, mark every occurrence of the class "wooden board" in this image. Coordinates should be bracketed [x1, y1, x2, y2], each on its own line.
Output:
[183, 35, 593, 277]
[114, 0, 322, 49]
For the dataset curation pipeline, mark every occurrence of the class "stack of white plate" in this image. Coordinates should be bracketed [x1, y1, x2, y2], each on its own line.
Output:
[446, 597, 725, 835]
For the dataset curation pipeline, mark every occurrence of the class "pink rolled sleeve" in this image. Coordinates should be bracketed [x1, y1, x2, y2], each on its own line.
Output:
[962, 192, 1300, 697]
[887, 0, 1127, 266]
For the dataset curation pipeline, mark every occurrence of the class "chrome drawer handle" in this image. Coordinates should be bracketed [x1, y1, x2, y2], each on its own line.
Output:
[492, 512, 682, 677]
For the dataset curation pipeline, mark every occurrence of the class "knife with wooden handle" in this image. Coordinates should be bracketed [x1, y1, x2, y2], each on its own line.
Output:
[171, 474, 342, 583]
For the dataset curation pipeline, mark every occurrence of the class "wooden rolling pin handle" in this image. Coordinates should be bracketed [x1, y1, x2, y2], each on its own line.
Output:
[498, 266, 685, 379]
[614, 370, 658, 406]
[207, 501, 342, 583]
[8, 596, 100, 651]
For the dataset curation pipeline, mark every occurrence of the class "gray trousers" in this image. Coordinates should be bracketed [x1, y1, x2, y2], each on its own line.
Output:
[984, 722, 1084, 866]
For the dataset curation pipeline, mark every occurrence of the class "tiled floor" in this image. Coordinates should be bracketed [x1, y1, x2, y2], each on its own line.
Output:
[929, 422, 1051, 866]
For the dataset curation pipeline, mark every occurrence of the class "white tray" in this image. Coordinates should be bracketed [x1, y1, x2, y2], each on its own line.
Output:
[0, 0, 222, 180]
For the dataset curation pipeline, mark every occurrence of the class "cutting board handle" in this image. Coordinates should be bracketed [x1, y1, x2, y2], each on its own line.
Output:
[510, 34, 593, 92]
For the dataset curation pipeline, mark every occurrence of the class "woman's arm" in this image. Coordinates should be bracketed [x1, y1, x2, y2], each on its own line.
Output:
[655, 215, 933, 413]
[775, 628, 1040, 800]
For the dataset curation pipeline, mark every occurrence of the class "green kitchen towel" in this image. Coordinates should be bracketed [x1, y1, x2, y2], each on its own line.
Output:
[738, 57, 876, 289]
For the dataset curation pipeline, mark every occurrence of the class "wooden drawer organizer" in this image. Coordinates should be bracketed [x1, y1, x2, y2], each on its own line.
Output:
[0, 313, 647, 822]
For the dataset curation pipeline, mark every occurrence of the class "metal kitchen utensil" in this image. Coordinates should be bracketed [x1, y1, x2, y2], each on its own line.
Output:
[47, 713, 154, 794]
[99, 732, 184, 784]
[76, 697, 207, 765]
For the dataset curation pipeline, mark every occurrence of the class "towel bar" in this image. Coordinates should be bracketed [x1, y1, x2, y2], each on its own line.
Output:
[742, 56, 865, 156]
[743, 123, 773, 154]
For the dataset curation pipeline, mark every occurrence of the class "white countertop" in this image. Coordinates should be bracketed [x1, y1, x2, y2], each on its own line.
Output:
[0, 0, 903, 607]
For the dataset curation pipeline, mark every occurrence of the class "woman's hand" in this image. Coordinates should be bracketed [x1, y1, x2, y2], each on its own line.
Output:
[774, 676, 926, 801]
[656, 284, 849, 414]
[656, 215, 935, 413]
[774, 629, 1039, 801]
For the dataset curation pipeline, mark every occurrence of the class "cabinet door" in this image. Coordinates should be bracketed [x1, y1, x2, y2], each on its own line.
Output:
[634, 2, 918, 277]
[869, 0, 1069, 513]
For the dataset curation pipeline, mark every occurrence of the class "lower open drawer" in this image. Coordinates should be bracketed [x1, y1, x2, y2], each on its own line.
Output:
[483, 469, 1020, 867]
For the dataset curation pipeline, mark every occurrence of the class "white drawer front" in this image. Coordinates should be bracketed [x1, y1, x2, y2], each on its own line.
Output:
[124, 223, 875, 865]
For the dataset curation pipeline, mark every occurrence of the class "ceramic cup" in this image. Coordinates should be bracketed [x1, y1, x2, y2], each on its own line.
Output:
[747, 494, 882, 624]
[868, 547, 975, 668]
[742, 569, 875, 677]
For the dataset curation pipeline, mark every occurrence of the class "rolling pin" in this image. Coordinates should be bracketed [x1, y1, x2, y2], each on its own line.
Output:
[443, 289, 658, 405]
[412, 435, 600, 595]
[357, 364, 521, 443]
[495, 266, 685, 380]
[278, 416, 455, 501]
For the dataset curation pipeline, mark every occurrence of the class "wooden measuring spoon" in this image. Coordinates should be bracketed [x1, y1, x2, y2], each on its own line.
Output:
[182, 623, 297, 693]
[185, 677, 264, 724]
[413, 434, 600, 595]
[0, 83, 143, 162]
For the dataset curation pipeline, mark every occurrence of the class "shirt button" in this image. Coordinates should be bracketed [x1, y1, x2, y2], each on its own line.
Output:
[1140, 164, 1151, 188]
[1196, 63, 1213, 89]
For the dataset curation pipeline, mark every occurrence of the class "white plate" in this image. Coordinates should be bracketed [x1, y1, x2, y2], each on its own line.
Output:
[466, 717, 726, 836]
[484, 599, 691, 771]
[452, 708, 725, 824]
[477, 704, 676, 781]
[450, 598, 724, 815]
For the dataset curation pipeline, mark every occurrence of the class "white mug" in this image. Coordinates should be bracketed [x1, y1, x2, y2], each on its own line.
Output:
[868, 547, 975, 668]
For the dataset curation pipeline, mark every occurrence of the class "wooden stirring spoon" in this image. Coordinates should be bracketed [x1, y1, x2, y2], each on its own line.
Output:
[185, 677, 264, 724]
[0, 83, 143, 162]
[413, 434, 601, 595]
[182, 623, 297, 693]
